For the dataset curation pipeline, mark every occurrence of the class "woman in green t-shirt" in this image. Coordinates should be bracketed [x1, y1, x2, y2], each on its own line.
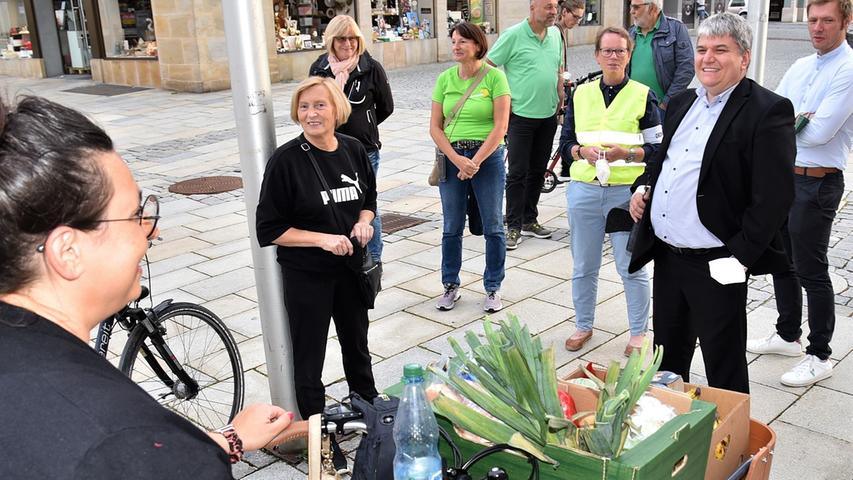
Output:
[429, 21, 511, 313]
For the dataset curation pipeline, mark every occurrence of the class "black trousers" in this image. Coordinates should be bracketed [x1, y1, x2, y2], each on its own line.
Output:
[283, 266, 378, 418]
[505, 112, 558, 230]
[652, 242, 750, 393]
[772, 172, 844, 360]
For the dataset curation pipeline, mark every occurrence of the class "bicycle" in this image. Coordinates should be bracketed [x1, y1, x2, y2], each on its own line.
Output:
[540, 70, 603, 194]
[95, 284, 245, 431]
[303, 401, 540, 479]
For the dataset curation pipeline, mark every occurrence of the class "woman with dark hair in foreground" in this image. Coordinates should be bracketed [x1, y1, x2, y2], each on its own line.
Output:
[0, 96, 293, 479]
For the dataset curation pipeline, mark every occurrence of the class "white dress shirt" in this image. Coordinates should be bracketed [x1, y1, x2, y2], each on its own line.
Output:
[651, 84, 738, 248]
[775, 42, 853, 170]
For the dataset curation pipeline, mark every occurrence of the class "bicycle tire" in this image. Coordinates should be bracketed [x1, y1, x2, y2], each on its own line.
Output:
[118, 302, 245, 430]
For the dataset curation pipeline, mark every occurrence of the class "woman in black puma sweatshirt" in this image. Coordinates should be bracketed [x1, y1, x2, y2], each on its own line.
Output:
[256, 77, 378, 419]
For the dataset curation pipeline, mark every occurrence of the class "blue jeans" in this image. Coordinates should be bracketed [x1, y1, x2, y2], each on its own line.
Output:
[366, 150, 383, 262]
[566, 181, 650, 335]
[439, 146, 506, 292]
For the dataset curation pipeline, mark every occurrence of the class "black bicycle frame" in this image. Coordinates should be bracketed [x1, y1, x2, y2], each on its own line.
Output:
[95, 297, 201, 400]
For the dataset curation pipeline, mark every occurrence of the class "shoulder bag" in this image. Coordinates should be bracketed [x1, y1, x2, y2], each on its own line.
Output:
[428, 64, 491, 186]
[302, 141, 382, 309]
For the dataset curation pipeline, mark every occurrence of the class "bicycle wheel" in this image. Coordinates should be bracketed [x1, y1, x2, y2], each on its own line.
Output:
[119, 302, 244, 430]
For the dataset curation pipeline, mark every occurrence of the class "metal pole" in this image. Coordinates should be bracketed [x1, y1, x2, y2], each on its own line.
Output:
[747, 0, 770, 84]
[222, 0, 298, 416]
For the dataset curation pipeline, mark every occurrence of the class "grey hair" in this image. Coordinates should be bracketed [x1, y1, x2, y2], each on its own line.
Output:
[649, 0, 664, 10]
[697, 12, 753, 53]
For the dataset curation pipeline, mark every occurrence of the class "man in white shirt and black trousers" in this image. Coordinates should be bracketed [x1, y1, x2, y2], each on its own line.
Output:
[746, 0, 853, 387]
[628, 12, 796, 394]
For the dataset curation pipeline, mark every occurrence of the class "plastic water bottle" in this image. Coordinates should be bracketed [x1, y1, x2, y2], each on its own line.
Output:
[393, 363, 442, 480]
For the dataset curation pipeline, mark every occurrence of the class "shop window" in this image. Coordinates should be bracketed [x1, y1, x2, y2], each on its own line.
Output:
[273, 0, 354, 53]
[99, 0, 156, 57]
[371, 0, 434, 41]
[582, 0, 600, 25]
[446, 0, 495, 34]
[0, 0, 31, 59]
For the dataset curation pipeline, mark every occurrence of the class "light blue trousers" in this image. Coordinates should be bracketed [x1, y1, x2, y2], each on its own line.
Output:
[566, 181, 650, 336]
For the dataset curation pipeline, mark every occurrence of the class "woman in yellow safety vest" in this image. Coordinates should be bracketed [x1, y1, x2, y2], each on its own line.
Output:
[558, 26, 663, 356]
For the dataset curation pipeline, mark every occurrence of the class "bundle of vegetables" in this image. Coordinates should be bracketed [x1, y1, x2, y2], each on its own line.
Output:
[573, 341, 664, 458]
[427, 315, 569, 462]
[427, 315, 665, 462]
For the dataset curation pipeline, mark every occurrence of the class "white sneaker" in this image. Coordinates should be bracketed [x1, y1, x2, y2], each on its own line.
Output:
[746, 332, 802, 357]
[780, 354, 833, 387]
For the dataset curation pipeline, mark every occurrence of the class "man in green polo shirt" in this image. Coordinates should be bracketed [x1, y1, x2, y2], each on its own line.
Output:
[628, 0, 694, 116]
[487, 0, 563, 250]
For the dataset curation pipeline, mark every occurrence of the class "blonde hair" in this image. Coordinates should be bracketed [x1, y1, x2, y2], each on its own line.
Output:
[290, 77, 352, 128]
[323, 15, 366, 57]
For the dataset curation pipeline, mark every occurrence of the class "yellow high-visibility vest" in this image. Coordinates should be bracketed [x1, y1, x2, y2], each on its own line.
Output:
[570, 79, 648, 185]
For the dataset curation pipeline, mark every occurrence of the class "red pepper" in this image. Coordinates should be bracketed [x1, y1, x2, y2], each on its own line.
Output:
[558, 390, 578, 424]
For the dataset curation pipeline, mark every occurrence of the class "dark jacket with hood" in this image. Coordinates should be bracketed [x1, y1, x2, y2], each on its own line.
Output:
[309, 51, 394, 152]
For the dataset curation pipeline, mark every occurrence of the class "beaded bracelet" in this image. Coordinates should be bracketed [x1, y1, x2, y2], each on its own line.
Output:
[215, 424, 244, 464]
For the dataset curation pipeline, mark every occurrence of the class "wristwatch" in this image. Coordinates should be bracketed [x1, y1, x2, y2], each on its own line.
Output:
[215, 424, 244, 464]
[626, 148, 636, 163]
[573, 145, 582, 161]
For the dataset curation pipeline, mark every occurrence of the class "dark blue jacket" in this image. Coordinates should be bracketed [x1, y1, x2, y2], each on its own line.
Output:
[628, 15, 694, 107]
[309, 52, 394, 152]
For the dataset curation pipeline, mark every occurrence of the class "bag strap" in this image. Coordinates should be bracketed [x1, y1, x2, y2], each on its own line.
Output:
[302, 140, 347, 236]
[443, 64, 491, 130]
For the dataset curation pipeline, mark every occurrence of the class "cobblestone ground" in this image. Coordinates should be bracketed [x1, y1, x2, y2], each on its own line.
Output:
[4, 22, 852, 479]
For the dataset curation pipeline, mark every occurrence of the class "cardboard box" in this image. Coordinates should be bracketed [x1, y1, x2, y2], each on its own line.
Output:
[563, 363, 685, 391]
[435, 382, 716, 480]
[684, 383, 751, 480]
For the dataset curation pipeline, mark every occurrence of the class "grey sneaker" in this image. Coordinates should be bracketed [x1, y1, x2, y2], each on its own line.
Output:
[521, 222, 552, 239]
[436, 283, 461, 310]
[506, 229, 522, 250]
[483, 291, 503, 313]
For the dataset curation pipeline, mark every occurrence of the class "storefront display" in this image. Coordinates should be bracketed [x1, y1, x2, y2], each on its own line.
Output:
[583, 0, 600, 25]
[273, 0, 353, 53]
[2, 25, 30, 58]
[446, 0, 495, 34]
[0, 0, 29, 58]
[99, 0, 156, 57]
[372, 0, 432, 41]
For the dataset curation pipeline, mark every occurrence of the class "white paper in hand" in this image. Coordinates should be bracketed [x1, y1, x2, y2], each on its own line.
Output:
[595, 159, 611, 185]
[708, 256, 746, 285]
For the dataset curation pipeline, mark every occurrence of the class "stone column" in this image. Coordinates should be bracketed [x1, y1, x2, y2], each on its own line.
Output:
[435, 0, 450, 61]
[356, 0, 372, 52]
[153, 0, 278, 92]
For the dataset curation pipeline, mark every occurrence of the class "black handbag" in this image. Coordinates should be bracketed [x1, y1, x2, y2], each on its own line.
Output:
[349, 393, 399, 480]
[302, 141, 382, 309]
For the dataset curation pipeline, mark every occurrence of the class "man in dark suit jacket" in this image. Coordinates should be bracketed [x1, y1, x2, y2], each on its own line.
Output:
[628, 12, 796, 393]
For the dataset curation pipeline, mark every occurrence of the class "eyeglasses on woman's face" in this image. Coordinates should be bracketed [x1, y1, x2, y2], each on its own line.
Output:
[599, 48, 629, 58]
[36, 195, 160, 253]
[94, 194, 161, 239]
[565, 9, 584, 20]
[335, 36, 359, 43]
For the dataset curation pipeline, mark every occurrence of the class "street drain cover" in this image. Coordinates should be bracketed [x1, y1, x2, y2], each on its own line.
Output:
[63, 84, 150, 96]
[169, 176, 243, 195]
[381, 213, 428, 234]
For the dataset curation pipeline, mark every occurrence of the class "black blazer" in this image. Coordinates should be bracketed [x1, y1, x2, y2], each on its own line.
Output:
[628, 78, 796, 275]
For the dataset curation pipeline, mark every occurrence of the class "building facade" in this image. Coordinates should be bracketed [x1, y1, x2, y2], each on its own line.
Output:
[0, 0, 806, 92]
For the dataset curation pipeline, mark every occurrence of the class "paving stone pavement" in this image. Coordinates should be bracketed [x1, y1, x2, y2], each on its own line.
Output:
[5, 23, 852, 479]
